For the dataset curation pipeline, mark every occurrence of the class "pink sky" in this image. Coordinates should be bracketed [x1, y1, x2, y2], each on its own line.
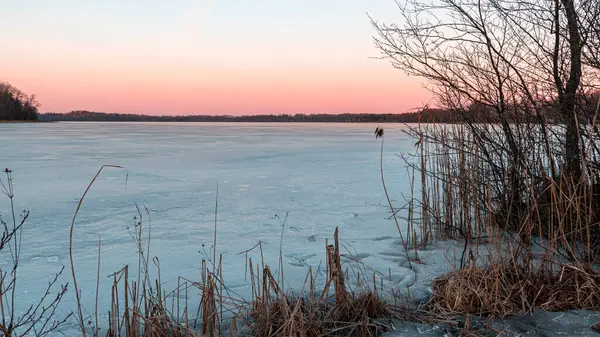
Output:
[1, 0, 431, 115]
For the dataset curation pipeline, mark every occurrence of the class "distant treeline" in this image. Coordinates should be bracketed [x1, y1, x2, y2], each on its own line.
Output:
[35, 93, 600, 124]
[40, 109, 460, 123]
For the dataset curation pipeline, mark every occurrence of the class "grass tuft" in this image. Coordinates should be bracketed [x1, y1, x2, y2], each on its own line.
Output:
[429, 259, 600, 317]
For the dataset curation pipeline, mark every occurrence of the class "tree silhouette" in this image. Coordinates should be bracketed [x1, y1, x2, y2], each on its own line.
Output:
[371, 0, 600, 178]
[0, 82, 39, 121]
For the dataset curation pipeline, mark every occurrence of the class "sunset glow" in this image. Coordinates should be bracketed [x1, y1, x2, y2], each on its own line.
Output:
[1, 0, 431, 115]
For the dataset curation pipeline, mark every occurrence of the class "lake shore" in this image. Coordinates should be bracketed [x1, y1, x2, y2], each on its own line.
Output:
[0, 120, 53, 123]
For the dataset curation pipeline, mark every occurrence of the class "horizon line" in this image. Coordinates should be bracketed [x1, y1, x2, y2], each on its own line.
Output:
[41, 109, 437, 117]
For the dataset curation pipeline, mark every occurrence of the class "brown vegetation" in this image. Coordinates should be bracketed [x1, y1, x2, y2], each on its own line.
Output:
[371, 0, 600, 322]
[247, 228, 396, 337]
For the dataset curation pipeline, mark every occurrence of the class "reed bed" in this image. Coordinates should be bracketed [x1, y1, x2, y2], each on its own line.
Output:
[87, 224, 430, 337]
[246, 228, 395, 337]
[397, 99, 600, 319]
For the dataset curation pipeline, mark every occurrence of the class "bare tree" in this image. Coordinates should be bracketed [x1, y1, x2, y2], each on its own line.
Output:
[581, 0, 600, 71]
[371, 0, 600, 259]
[371, 0, 599, 177]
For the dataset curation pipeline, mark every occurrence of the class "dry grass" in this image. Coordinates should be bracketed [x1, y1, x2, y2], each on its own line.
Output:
[247, 227, 402, 337]
[104, 267, 200, 337]
[249, 288, 394, 337]
[429, 259, 600, 317]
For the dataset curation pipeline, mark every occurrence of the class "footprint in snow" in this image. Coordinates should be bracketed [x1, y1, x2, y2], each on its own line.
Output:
[285, 253, 317, 267]
[372, 236, 394, 241]
[342, 252, 370, 261]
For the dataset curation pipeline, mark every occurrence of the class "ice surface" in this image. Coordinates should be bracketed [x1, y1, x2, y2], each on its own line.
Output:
[0, 122, 423, 332]
[1, 122, 597, 336]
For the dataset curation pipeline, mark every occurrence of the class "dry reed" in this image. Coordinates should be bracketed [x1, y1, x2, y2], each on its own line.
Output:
[247, 227, 401, 337]
[402, 98, 600, 318]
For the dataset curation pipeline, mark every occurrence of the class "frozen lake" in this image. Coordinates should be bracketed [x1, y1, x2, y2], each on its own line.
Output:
[0, 122, 422, 332]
